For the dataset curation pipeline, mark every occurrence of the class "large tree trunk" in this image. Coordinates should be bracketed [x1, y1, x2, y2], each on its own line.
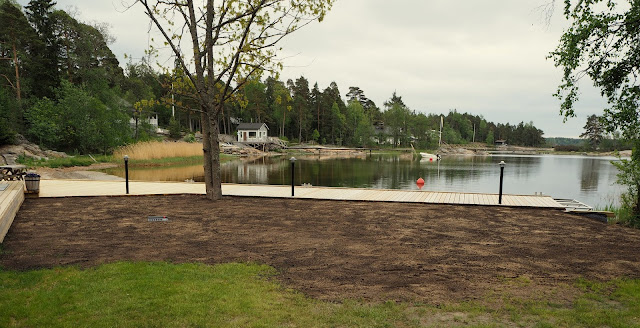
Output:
[632, 141, 640, 220]
[201, 109, 214, 199]
[202, 104, 223, 200]
[209, 108, 223, 200]
[221, 106, 227, 135]
[11, 42, 20, 102]
[282, 112, 286, 137]
[635, 183, 640, 218]
[298, 108, 303, 142]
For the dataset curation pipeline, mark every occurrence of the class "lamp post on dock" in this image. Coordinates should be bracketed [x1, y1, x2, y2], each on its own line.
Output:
[124, 155, 129, 194]
[290, 157, 296, 197]
[498, 161, 505, 204]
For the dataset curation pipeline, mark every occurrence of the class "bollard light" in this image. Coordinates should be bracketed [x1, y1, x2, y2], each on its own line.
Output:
[124, 155, 130, 194]
[290, 157, 297, 197]
[498, 161, 505, 204]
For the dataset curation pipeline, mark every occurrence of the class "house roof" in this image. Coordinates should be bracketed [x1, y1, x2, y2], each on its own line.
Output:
[237, 123, 268, 130]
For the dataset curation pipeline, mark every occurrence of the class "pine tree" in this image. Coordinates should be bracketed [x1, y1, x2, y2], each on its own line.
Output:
[25, 0, 60, 98]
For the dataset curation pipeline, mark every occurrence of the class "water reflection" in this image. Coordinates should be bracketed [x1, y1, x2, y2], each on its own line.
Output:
[101, 153, 624, 207]
[580, 158, 600, 191]
[103, 164, 204, 182]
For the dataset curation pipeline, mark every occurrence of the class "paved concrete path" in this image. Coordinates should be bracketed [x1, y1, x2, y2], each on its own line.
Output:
[36, 179, 564, 208]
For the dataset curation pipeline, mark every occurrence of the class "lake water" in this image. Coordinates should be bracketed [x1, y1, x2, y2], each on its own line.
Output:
[103, 153, 625, 208]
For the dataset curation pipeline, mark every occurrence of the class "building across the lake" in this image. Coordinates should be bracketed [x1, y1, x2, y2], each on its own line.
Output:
[495, 139, 507, 146]
[237, 123, 269, 143]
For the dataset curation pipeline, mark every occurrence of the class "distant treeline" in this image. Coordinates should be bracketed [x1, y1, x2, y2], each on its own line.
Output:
[546, 137, 631, 152]
[1, 0, 546, 153]
[214, 79, 547, 149]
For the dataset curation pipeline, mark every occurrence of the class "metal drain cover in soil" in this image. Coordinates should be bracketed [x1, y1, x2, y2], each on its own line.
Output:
[148, 216, 169, 222]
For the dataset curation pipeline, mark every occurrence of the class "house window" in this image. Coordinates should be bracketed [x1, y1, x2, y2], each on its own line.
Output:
[249, 131, 257, 137]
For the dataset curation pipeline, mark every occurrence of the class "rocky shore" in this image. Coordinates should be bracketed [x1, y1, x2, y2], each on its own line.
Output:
[0, 135, 67, 165]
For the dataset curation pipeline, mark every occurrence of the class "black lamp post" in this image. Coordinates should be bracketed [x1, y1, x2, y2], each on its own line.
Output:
[124, 155, 129, 194]
[498, 160, 505, 204]
[290, 157, 296, 196]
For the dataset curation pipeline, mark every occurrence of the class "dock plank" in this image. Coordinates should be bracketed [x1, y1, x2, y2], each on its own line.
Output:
[406, 192, 425, 202]
[417, 192, 431, 203]
[0, 181, 24, 243]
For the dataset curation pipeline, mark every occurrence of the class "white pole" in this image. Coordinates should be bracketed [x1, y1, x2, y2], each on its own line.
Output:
[171, 83, 175, 118]
[473, 123, 476, 143]
[439, 115, 443, 147]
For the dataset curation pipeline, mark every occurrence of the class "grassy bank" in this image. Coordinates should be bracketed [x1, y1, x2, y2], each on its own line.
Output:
[17, 154, 112, 168]
[17, 154, 233, 168]
[17, 140, 237, 168]
[598, 203, 638, 228]
[1, 262, 639, 327]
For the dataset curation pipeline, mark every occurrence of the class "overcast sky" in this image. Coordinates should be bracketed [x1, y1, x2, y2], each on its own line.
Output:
[16, 0, 609, 138]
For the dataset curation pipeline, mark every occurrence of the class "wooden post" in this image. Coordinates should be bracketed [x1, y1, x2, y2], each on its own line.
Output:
[290, 157, 296, 196]
[124, 155, 129, 194]
[499, 161, 505, 204]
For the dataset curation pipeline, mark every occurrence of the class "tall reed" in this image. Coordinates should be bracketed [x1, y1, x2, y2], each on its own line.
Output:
[114, 141, 203, 160]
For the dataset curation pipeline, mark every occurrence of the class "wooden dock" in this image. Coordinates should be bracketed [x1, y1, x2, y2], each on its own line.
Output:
[36, 179, 564, 208]
[0, 181, 24, 243]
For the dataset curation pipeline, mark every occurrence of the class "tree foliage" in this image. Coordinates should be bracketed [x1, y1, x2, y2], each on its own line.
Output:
[24, 0, 60, 98]
[52, 10, 123, 88]
[25, 80, 130, 153]
[580, 114, 604, 149]
[0, 1, 36, 102]
[136, 0, 334, 200]
[0, 2, 139, 149]
[550, 0, 640, 222]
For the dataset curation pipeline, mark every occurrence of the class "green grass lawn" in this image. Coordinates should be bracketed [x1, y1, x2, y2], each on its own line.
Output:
[1, 262, 639, 327]
[17, 154, 113, 168]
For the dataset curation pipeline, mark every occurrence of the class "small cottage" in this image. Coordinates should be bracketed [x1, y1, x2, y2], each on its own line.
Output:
[495, 139, 507, 146]
[129, 113, 158, 129]
[237, 123, 269, 142]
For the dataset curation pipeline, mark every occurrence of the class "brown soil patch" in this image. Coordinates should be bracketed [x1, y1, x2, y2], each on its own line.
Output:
[2, 195, 640, 303]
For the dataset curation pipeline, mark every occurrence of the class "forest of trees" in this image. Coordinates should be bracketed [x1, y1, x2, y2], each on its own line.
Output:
[0, 0, 547, 154]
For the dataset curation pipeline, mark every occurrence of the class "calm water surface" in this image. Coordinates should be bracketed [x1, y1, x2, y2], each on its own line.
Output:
[103, 153, 625, 207]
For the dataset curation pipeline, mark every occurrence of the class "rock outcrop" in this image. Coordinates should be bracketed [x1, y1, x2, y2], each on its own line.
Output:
[0, 135, 67, 165]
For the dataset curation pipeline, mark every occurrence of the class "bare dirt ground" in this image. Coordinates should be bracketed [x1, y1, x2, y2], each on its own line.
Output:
[2, 195, 640, 303]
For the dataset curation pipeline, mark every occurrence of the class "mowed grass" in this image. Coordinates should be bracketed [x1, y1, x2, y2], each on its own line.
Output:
[0, 262, 410, 328]
[1, 262, 639, 328]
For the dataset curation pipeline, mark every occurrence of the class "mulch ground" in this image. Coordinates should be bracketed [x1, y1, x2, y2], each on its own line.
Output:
[2, 195, 640, 303]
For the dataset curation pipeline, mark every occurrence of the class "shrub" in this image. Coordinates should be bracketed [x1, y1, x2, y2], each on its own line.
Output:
[168, 117, 182, 139]
[183, 134, 196, 143]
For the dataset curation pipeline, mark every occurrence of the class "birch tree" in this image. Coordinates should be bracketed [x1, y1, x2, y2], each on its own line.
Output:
[135, 0, 333, 200]
[550, 0, 640, 224]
